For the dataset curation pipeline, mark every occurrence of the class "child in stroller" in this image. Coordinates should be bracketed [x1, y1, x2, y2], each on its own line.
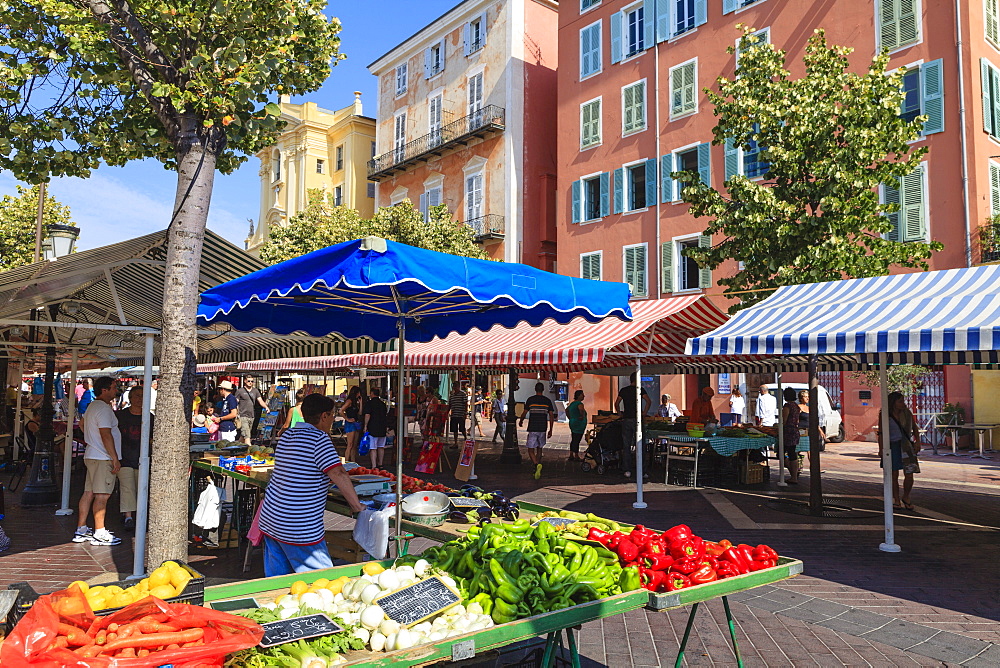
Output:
[581, 417, 623, 475]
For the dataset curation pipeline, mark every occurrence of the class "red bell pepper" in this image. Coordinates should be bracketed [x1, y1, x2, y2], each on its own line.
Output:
[715, 561, 741, 579]
[705, 539, 733, 557]
[641, 552, 674, 571]
[752, 545, 779, 563]
[587, 527, 612, 545]
[639, 567, 665, 592]
[665, 572, 691, 591]
[664, 524, 693, 544]
[721, 546, 753, 574]
[689, 564, 718, 585]
[616, 538, 640, 564]
[607, 531, 626, 549]
[669, 538, 705, 561]
[669, 557, 701, 575]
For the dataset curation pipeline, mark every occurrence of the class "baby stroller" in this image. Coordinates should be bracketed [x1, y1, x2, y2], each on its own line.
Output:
[581, 418, 623, 475]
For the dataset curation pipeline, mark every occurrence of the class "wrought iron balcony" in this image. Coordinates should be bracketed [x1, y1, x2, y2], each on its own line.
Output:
[368, 105, 505, 181]
[981, 221, 1000, 263]
[465, 214, 505, 242]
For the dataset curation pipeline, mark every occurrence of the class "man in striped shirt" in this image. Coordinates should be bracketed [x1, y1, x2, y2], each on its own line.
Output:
[448, 385, 469, 444]
[259, 393, 365, 576]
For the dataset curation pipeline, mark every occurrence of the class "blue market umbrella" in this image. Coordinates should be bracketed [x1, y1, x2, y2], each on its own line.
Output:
[198, 237, 632, 545]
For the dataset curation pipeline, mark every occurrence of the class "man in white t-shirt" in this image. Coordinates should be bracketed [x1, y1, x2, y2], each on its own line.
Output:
[755, 384, 778, 427]
[73, 376, 123, 546]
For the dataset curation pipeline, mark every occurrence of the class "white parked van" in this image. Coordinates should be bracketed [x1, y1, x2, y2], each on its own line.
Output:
[775, 383, 845, 443]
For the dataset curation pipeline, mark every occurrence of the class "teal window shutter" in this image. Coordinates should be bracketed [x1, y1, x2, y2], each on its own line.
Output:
[920, 59, 944, 135]
[580, 26, 591, 77]
[984, 59, 994, 136]
[880, 0, 899, 51]
[697, 142, 712, 186]
[992, 67, 1000, 137]
[991, 162, 1000, 216]
[610, 12, 622, 64]
[661, 243, 674, 294]
[698, 235, 712, 289]
[643, 0, 655, 49]
[695, 0, 707, 26]
[724, 138, 740, 181]
[988, 0, 1000, 47]
[613, 168, 624, 213]
[600, 172, 610, 216]
[571, 180, 582, 224]
[723, 0, 737, 15]
[656, 0, 670, 42]
[661, 154, 673, 204]
[884, 182, 902, 242]
[645, 158, 657, 207]
[898, 0, 918, 46]
[901, 165, 926, 242]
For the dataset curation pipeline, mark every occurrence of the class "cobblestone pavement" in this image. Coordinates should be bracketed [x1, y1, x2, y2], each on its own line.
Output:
[1, 427, 997, 666]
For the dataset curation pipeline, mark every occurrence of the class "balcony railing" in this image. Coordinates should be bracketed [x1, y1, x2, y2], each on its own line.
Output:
[368, 105, 505, 180]
[981, 222, 1000, 263]
[465, 214, 505, 242]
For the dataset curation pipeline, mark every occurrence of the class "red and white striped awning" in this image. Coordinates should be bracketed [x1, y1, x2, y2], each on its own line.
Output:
[237, 355, 355, 372]
[196, 362, 237, 374]
[346, 296, 728, 370]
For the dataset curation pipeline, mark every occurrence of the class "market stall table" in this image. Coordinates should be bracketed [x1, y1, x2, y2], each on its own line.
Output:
[954, 423, 999, 459]
[647, 432, 781, 488]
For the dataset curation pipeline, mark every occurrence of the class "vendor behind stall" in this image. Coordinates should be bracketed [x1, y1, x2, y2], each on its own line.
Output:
[258, 393, 366, 576]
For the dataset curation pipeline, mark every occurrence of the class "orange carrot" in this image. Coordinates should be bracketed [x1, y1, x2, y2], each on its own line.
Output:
[71, 644, 96, 656]
[107, 632, 118, 641]
[57, 622, 93, 646]
[116, 647, 137, 658]
[47, 636, 70, 650]
[137, 648, 150, 657]
[135, 621, 180, 633]
[100, 627, 204, 653]
[107, 623, 119, 632]
[95, 630, 107, 645]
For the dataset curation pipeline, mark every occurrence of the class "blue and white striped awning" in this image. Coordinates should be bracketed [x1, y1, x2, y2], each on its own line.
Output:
[686, 266, 1000, 360]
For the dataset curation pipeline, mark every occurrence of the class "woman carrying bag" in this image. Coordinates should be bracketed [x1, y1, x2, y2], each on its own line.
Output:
[878, 392, 921, 510]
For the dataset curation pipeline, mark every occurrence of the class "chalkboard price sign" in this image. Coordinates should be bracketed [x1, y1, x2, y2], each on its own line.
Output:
[449, 497, 490, 509]
[375, 576, 461, 627]
[531, 517, 577, 528]
[259, 614, 343, 648]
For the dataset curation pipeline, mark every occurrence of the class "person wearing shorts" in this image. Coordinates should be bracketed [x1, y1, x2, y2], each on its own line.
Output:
[364, 386, 389, 469]
[74, 376, 123, 546]
[520, 383, 555, 480]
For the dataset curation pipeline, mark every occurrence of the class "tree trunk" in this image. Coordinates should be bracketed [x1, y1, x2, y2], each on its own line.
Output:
[147, 119, 218, 568]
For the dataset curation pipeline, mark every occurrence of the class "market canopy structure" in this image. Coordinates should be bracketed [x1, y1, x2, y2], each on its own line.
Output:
[198, 237, 633, 549]
[685, 265, 1000, 553]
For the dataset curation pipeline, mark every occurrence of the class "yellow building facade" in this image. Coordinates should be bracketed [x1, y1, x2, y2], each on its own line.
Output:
[246, 93, 377, 254]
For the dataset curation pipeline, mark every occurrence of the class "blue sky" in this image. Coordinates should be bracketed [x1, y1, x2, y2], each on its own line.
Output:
[0, 0, 457, 251]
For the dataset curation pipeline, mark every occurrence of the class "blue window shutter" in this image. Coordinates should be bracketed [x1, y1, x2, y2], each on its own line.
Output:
[480, 12, 488, 46]
[697, 142, 712, 187]
[698, 235, 712, 289]
[983, 59, 994, 136]
[580, 27, 592, 77]
[724, 138, 740, 181]
[695, 0, 708, 26]
[613, 168, 624, 213]
[611, 12, 622, 64]
[992, 67, 1000, 137]
[656, 0, 670, 42]
[920, 59, 944, 135]
[571, 180, 582, 224]
[592, 25, 602, 73]
[439, 39, 446, 72]
[643, 0, 655, 48]
[722, 0, 737, 15]
[424, 48, 431, 78]
[884, 182, 901, 242]
[463, 23, 471, 56]
[600, 172, 611, 216]
[645, 158, 657, 206]
[661, 154, 673, 203]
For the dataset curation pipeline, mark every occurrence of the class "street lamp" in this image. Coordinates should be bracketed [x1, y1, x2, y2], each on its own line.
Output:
[42, 223, 79, 261]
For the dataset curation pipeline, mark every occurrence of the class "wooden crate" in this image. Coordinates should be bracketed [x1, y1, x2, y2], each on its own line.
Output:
[326, 529, 366, 563]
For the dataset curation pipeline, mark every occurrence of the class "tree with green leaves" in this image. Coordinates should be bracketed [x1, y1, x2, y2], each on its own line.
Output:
[677, 28, 942, 313]
[1, 0, 342, 564]
[0, 185, 77, 270]
[259, 190, 490, 264]
[850, 365, 930, 397]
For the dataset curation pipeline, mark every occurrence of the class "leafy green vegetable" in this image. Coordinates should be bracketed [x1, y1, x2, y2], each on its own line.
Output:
[226, 606, 362, 667]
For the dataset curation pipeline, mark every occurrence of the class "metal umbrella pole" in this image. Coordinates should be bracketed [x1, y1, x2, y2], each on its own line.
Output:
[55, 349, 78, 515]
[132, 333, 155, 576]
[878, 352, 900, 552]
[775, 372, 786, 488]
[469, 364, 478, 480]
[13, 361, 23, 460]
[394, 317, 406, 556]
[633, 357, 646, 509]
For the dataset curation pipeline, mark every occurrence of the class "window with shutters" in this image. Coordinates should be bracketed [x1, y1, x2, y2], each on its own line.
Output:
[334, 186, 343, 207]
[466, 172, 484, 221]
[336, 145, 344, 171]
[581, 0, 600, 12]
[626, 162, 648, 211]
[881, 164, 927, 242]
[674, 0, 695, 35]
[316, 159, 325, 175]
[877, 0, 920, 52]
[622, 80, 646, 135]
[982, 59, 1000, 139]
[467, 16, 485, 54]
[897, 61, 944, 135]
[427, 41, 445, 78]
[395, 64, 408, 96]
[735, 27, 770, 64]
[669, 59, 697, 118]
[421, 187, 443, 222]
[580, 21, 602, 79]
[624, 4, 645, 57]
[581, 98, 602, 149]
[575, 173, 608, 222]
[723, 0, 766, 13]
[743, 123, 768, 179]
[393, 113, 407, 162]
[669, 146, 700, 201]
[988, 0, 1000, 48]
[990, 161, 1000, 217]
[580, 252, 602, 281]
[676, 238, 701, 291]
[429, 94, 443, 147]
[367, 182, 376, 199]
[623, 243, 648, 297]
[468, 72, 484, 116]
[663, 142, 711, 203]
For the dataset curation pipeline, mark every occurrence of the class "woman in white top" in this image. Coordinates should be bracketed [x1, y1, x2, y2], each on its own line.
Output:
[729, 388, 746, 422]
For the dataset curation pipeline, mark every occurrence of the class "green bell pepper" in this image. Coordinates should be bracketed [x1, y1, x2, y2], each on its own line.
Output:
[492, 598, 518, 624]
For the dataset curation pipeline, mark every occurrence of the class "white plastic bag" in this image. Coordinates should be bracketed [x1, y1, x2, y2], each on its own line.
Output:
[352, 505, 394, 560]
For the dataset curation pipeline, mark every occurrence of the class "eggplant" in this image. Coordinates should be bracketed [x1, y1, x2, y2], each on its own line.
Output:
[474, 506, 493, 521]
[460, 484, 484, 495]
[449, 510, 471, 524]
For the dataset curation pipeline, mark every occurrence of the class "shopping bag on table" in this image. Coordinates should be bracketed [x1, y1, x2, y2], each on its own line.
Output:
[358, 432, 371, 456]
[353, 505, 393, 560]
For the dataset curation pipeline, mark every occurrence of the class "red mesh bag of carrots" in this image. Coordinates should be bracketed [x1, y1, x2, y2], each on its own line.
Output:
[1, 585, 264, 667]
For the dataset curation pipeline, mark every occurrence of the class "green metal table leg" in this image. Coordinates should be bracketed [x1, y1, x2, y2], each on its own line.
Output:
[674, 602, 700, 668]
[721, 595, 744, 668]
[541, 631, 558, 667]
[566, 627, 582, 668]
